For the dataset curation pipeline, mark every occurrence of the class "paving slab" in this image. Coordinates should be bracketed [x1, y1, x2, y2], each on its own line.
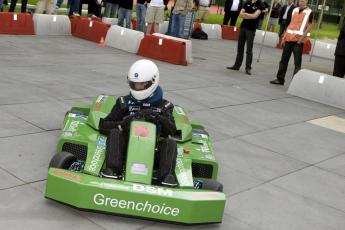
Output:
[217, 99, 334, 131]
[0, 131, 59, 183]
[272, 166, 345, 212]
[0, 168, 24, 190]
[213, 138, 308, 181]
[0, 185, 105, 230]
[0, 100, 70, 131]
[239, 122, 345, 164]
[0, 110, 43, 137]
[316, 153, 345, 177]
[227, 183, 345, 230]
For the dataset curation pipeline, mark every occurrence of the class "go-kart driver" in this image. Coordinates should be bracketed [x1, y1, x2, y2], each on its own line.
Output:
[99, 59, 178, 187]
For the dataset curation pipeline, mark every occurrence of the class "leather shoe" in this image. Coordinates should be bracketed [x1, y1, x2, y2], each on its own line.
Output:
[245, 68, 252, 75]
[226, 66, 239, 71]
[269, 79, 284, 85]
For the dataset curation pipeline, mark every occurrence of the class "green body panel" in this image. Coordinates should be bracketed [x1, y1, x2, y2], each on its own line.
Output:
[47, 95, 225, 224]
[45, 169, 225, 224]
[125, 121, 156, 185]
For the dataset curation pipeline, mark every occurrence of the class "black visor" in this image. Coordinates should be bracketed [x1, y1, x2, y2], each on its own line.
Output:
[129, 80, 153, 91]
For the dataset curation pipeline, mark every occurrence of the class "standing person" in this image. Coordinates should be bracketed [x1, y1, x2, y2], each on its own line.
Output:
[117, 0, 133, 28]
[226, 0, 263, 75]
[8, 0, 28, 13]
[0, 0, 5, 12]
[267, 0, 280, 32]
[145, 0, 166, 34]
[69, 0, 81, 16]
[278, 0, 295, 37]
[196, 0, 210, 23]
[333, 18, 345, 78]
[169, 0, 193, 38]
[223, 0, 243, 26]
[270, 0, 313, 85]
[256, 0, 268, 29]
[104, 0, 119, 18]
[136, 0, 147, 32]
[35, 0, 55, 14]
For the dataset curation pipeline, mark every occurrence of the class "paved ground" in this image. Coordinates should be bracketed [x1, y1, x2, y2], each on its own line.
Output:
[0, 35, 344, 230]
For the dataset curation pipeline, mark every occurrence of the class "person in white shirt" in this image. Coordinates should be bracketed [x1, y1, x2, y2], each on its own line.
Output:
[196, 0, 210, 22]
[145, 0, 168, 34]
[223, 0, 243, 26]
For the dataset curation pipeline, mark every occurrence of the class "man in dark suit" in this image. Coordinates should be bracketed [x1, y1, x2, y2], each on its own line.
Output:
[278, 0, 295, 36]
[333, 18, 345, 78]
[223, 0, 243, 26]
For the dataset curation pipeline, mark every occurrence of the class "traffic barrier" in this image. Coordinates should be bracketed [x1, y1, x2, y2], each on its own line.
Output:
[254, 30, 279, 47]
[221, 25, 240, 40]
[311, 40, 335, 59]
[276, 37, 312, 54]
[105, 25, 144, 53]
[288, 69, 345, 110]
[102, 17, 118, 26]
[70, 16, 103, 35]
[153, 33, 193, 64]
[33, 14, 71, 35]
[201, 23, 222, 39]
[73, 17, 111, 43]
[0, 13, 34, 35]
[137, 35, 187, 65]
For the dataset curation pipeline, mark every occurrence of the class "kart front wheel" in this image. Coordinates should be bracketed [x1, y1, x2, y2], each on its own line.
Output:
[49, 152, 76, 169]
[201, 179, 223, 192]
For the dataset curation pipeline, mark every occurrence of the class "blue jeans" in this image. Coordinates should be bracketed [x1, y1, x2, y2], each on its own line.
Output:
[104, 2, 118, 18]
[56, 0, 63, 7]
[136, 3, 146, 32]
[0, 0, 4, 11]
[169, 13, 186, 38]
[117, 7, 132, 29]
[68, 0, 80, 15]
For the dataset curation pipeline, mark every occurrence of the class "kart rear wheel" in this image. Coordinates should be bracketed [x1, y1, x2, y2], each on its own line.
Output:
[49, 152, 76, 169]
[201, 179, 223, 192]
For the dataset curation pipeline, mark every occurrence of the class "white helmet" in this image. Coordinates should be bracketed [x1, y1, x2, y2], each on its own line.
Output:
[127, 59, 160, 101]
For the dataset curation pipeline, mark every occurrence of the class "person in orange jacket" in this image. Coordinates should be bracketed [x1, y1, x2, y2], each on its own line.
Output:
[270, 0, 313, 85]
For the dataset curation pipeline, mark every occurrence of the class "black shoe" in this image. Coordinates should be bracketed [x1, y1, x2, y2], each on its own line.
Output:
[270, 79, 284, 85]
[161, 174, 177, 187]
[245, 68, 252, 75]
[226, 66, 239, 71]
[100, 168, 121, 179]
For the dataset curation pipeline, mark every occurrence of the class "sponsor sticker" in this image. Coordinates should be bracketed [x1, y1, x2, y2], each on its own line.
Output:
[52, 169, 80, 182]
[131, 163, 148, 175]
[192, 133, 208, 139]
[96, 95, 108, 103]
[134, 126, 150, 137]
[175, 106, 185, 115]
[68, 113, 88, 120]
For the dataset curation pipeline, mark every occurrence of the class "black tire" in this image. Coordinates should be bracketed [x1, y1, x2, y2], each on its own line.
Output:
[49, 152, 76, 169]
[201, 179, 223, 192]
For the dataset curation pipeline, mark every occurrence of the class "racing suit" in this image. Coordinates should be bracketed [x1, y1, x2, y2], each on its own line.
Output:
[99, 86, 177, 183]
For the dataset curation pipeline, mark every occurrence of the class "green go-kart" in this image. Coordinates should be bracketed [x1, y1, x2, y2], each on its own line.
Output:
[45, 95, 226, 224]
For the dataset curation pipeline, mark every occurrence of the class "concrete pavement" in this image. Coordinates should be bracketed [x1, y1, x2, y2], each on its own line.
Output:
[0, 35, 344, 230]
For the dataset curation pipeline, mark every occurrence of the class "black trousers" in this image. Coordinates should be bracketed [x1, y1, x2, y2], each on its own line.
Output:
[233, 28, 255, 70]
[276, 41, 303, 82]
[279, 19, 288, 37]
[333, 55, 345, 78]
[105, 129, 177, 179]
[223, 10, 239, 26]
[9, 0, 27, 12]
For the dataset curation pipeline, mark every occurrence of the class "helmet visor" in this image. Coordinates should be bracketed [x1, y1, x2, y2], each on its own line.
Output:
[129, 80, 153, 91]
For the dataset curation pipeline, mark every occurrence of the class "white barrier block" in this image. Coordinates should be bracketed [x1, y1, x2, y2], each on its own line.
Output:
[158, 21, 169, 34]
[102, 17, 119, 26]
[201, 23, 222, 39]
[288, 69, 345, 110]
[254, 30, 279, 47]
[153, 33, 193, 64]
[33, 14, 71, 35]
[105, 25, 144, 54]
[312, 41, 336, 60]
